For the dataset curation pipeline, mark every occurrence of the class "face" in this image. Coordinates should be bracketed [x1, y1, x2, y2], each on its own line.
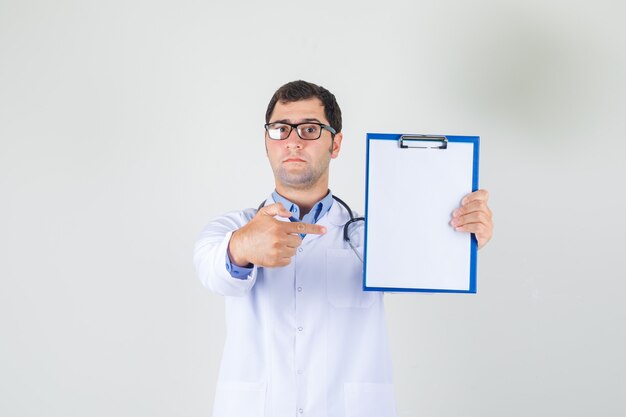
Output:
[265, 98, 343, 191]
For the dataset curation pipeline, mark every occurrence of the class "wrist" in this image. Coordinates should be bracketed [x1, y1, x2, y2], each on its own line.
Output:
[228, 231, 252, 267]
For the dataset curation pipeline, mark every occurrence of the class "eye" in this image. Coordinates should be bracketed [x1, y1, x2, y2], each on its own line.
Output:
[302, 124, 319, 133]
[267, 123, 290, 139]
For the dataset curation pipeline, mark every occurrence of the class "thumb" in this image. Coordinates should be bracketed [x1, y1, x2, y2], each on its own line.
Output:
[259, 202, 292, 218]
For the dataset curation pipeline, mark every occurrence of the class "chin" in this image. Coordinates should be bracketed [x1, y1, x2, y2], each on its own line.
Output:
[278, 172, 318, 189]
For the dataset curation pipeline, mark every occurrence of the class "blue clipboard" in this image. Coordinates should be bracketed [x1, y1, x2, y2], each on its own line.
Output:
[363, 133, 480, 293]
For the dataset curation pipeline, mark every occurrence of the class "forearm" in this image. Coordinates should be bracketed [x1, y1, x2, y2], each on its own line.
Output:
[193, 210, 257, 296]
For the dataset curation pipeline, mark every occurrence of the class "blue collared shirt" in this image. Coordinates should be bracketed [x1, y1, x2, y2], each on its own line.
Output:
[225, 191, 334, 279]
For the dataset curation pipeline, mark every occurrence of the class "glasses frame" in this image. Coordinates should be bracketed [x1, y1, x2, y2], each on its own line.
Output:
[264, 122, 337, 141]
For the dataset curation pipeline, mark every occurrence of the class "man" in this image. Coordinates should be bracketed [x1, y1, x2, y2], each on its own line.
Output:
[194, 80, 493, 417]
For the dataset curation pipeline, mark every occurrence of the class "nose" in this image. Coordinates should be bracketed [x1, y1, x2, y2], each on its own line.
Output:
[285, 127, 303, 148]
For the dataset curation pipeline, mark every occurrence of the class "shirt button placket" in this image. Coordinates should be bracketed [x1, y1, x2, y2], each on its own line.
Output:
[295, 245, 305, 417]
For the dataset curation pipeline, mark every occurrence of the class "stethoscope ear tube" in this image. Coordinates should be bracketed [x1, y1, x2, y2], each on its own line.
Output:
[331, 195, 365, 244]
[342, 216, 365, 242]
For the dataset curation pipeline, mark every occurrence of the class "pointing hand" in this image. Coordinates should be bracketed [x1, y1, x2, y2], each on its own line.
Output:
[228, 203, 327, 267]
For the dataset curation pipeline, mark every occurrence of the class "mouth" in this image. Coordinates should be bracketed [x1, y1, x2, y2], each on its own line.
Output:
[282, 156, 307, 163]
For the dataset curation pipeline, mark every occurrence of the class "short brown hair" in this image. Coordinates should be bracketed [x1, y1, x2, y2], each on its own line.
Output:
[265, 80, 342, 134]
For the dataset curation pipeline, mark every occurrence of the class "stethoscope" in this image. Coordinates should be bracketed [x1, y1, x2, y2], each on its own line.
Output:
[257, 195, 365, 263]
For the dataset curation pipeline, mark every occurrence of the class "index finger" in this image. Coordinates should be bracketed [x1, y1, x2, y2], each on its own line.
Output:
[283, 222, 327, 235]
[462, 189, 489, 205]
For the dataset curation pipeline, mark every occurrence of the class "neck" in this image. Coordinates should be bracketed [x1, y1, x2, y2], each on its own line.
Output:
[275, 181, 329, 216]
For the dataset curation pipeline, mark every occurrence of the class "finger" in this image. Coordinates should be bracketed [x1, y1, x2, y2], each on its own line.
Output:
[284, 222, 327, 235]
[451, 211, 492, 229]
[284, 234, 303, 248]
[452, 217, 491, 231]
[264, 245, 296, 263]
[262, 253, 293, 268]
[453, 222, 492, 249]
[277, 245, 297, 259]
[260, 202, 293, 219]
[453, 221, 491, 237]
[268, 257, 293, 268]
[461, 189, 489, 205]
[274, 244, 299, 265]
[453, 200, 491, 218]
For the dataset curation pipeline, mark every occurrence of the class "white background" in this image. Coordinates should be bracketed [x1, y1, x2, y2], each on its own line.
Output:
[1, 1, 625, 416]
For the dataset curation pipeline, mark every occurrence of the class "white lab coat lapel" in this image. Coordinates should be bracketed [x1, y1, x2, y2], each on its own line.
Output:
[301, 199, 347, 245]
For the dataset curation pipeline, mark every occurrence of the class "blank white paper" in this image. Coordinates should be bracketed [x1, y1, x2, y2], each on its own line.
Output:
[364, 138, 475, 291]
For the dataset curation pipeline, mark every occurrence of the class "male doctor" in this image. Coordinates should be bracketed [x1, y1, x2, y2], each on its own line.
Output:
[194, 80, 493, 417]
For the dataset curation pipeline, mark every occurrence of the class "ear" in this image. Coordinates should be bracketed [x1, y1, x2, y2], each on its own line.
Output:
[330, 132, 343, 159]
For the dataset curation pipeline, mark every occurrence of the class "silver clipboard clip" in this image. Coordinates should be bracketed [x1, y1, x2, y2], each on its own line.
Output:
[399, 135, 448, 149]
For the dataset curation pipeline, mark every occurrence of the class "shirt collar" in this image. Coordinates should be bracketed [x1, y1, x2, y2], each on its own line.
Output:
[271, 190, 334, 224]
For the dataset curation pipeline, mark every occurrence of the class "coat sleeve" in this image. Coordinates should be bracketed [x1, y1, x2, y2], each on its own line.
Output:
[193, 209, 259, 296]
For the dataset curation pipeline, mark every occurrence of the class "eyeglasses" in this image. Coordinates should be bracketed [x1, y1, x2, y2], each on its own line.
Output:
[264, 122, 337, 140]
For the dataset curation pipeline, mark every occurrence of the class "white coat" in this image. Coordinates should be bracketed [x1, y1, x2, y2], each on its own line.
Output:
[194, 196, 397, 417]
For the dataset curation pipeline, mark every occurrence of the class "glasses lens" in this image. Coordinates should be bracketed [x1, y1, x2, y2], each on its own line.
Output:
[266, 123, 290, 140]
[298, 124, 321, 140]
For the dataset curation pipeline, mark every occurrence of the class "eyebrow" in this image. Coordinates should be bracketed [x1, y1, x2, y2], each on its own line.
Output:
[271, 118, 323, 124]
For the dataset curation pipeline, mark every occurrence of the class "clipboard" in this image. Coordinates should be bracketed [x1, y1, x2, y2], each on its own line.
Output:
[363, 133, 480, 293]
